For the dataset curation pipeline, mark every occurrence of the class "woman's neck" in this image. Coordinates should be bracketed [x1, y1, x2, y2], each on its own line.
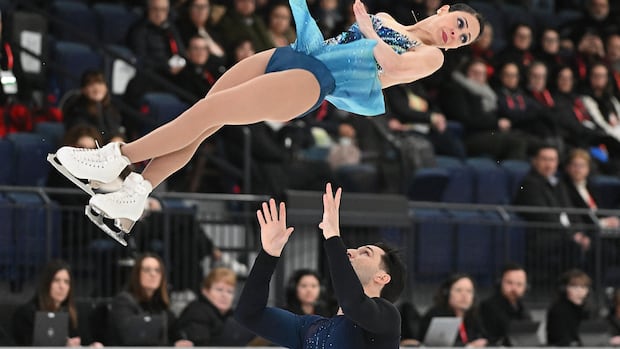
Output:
[453, 308, 465, 318]
[301, 303, 314, 315]
[408, 23, 435, 46]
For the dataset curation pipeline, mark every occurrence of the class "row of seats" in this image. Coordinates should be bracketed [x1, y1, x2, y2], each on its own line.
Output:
[409, 156, 620, 209]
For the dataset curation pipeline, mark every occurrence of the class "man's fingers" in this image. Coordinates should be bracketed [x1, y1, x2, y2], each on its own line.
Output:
[269, 198, 278, 220]
[262, 202, 272, 221]
[279, 202, 287, 226]
[335, 187, 342, 210]
[256, 210, 266, 227]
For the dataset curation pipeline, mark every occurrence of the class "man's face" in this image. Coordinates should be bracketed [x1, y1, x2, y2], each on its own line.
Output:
[467, 62, 487, 84]
[513, 25, 532, 51]
[148, 0, 169, 27]
[528, 64, 547, 92]
[589, 0, 609, 20]
[235, 0, 255, 17]
[532, 148, 559, 178]
[187, 37, 209, 65]
[346, 245, 387, 286]
[501, 270, 527, 304]
[542, 30, 560, 54]
[607, 35, 620, 62]
[500, 64, 520, 90]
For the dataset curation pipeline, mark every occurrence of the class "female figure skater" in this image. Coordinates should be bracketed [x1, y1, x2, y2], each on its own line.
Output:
[49, 0, 482, 244]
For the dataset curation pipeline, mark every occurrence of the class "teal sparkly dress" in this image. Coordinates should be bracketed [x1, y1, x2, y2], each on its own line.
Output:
[265, 0, 419, 116]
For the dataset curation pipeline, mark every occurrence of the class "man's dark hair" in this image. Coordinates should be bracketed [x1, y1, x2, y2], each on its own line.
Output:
[449, 3, 485, 42]
[501, 262, 526, 278]
[373, 242, 406, 303]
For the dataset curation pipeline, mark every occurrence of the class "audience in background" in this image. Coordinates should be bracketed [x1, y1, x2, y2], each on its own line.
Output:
[283, 269, 331, 316]
[173, 35, 224, 103]
[419, 273, 488, 347]
[266, 3, 295, 47]
[479, 263, 531, 346]
[607, 288, 620, 345]
[546, 269, 592, 346]
[106, 253, 191, 346]
[176, 0, 226, 60]
[214, 0, 273, 54]
[176, 267, 255, 346]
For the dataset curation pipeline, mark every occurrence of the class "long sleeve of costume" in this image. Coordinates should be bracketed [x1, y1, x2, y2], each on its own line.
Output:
[235, 250, 308, 349]
[323, 236, 400, 336]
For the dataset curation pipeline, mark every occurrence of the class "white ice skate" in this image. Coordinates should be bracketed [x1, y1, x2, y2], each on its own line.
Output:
[47, 142, 130, 196]
[85, 173, 152, 246]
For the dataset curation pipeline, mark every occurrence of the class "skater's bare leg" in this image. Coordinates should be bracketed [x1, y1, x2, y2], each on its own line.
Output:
[121, 51, 321, 164]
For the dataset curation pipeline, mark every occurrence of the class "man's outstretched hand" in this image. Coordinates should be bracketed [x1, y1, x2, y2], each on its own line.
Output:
[319, 183, 342, 240]
[257, 198, 294, 257]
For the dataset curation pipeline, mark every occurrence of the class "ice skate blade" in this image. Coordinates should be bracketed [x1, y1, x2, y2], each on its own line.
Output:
[85, 206, 128, 246]
[48, 153, 96, 196]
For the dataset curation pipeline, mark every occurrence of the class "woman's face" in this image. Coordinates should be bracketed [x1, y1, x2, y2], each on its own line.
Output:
[269, 5, 292, 35]
[296, 275, 320, 306]
[474, 25, 493, 50]
[566, 283, 589, 306]
[528, 64, 547, 92]
[189, 0, 210, 26]
[500, 63, 520, 89]
[139, 257, 162, 296]
[204, 281, 235, 314]
[50, 269, 71, 306]
[83, 81, 108, 103]
[235, 41, 255, 62]
[542, 29, 560, 54]
[448, 277, 474, 314]
[590, 65, 609, 91]
[567, 156, 590, 182]
[557, 68, 574, 93]
[427, 7, 481, 49]
[467, 62, 487, 84]
[513, 25, 532, 50]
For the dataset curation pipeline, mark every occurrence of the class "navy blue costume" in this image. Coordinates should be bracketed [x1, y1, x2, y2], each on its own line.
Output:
[235, 237, 401, 349]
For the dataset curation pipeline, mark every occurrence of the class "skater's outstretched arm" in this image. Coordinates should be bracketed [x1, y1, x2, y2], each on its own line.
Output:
[235, 199, 316, 348]
[319, 184, 400, 336]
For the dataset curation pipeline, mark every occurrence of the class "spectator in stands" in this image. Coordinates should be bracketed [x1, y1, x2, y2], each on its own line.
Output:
[214, 0, 273, 55]
[106, 253, 192, 346]
[562, 0, 620, 45]
[176, 0, 226, 60]
[546, 269, 592, 346]
[441, 58, 527, 160]
[535, 28, 565, 79]
[284, 269, 331, 316]
[563, 148, 620, 228]
[581, 62, 620, 144]
[383, 81, 466, 159]
[62, 70, 125, 144]
[12, 260, 100, 347]
[469, 22, 495, 76]
[419, 274, 488, 347]
[124, 0, 186, 107]
[176, 267, 255, 346]
[496, 23, 535, 77]
[479, 263, 531, 346]
[607, 288, 620, 345]
[495, 62, 555, 143]
[607, 34, 620, 92]
[572, 32, 606, 82]
[267, 3, 296, 47]
[398, 301, 422, 347]
[173, 35, 225, 103]
[231, 38, 256, 67]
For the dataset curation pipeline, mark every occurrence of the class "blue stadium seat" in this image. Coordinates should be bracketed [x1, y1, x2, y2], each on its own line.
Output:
[0, 139, 14, 185]
[140, 92, 189, 135]
[52, 41, 103, 98]
[500, 159, 530, 201]
[93, 3, 140, 45]
[407, 167, 450, 201]
[336, 164, 379, 193]
[7, 133, 54, 186]
[412, 208, 454, 281]
[35, 122, 66, 149]
[0, 194, 14, 279]
[590, 175, 620, 209]
[452, 210, 499, 284]
[50, 1, 98, 43]
[466, 157, 510, 204]
[435, 156, 474, 203]
[500, 4, 538, 34]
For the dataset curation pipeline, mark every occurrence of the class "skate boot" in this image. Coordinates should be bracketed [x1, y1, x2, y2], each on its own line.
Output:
[85, 172, 152, 246]
[48, 142, 130, 196]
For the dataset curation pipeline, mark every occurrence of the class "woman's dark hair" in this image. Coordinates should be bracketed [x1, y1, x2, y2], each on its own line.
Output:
[449, 3, 485, 42]
[79, 69, 111, 110]
[374, 242, 406, 303]
[433, 273, 474, 308]
[460, 56, 488, 75]
[285, 269, 322, 311]
[36, 260, 77, 329]
[127, 253, 170, 307]
[61, 125, 103, 147]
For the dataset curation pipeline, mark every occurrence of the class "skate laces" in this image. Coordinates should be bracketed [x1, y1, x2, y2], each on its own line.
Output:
[74, 142, 122, 165]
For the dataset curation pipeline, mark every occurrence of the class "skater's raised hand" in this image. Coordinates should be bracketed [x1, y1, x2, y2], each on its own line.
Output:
[319, 183, 342, 239]
[257, 198, 294, 257]
[353, 0, 378, 40]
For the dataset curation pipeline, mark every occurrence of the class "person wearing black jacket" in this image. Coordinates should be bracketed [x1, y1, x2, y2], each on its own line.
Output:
[419, 274, 488, 347]
[105, 253, 190, 346]
[546, 269, 592, 346]
[176, 267, 255, 346]
[479, 263, 531, 346]
[235, 184, 405, 348]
